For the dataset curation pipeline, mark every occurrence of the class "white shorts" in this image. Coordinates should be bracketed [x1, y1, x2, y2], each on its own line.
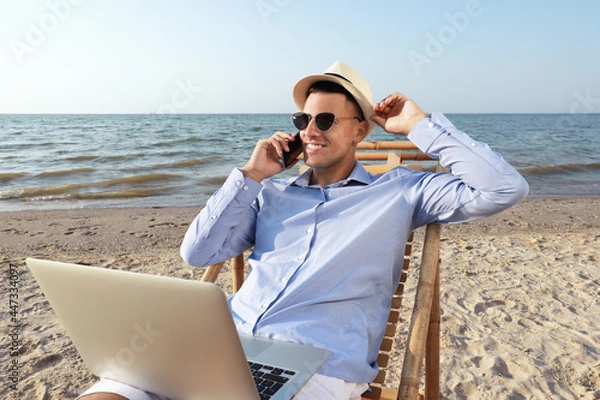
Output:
[78, 374, 369, 400]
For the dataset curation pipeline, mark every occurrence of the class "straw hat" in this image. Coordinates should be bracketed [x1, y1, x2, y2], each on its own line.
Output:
[292, 61, 376, 136]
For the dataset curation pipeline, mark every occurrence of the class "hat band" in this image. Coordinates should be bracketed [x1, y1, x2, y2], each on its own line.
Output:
[324, 72, 352, 84]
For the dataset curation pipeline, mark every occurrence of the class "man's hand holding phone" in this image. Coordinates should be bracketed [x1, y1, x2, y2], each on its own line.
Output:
[282, 131, 303, 169]
[240, 131, 303, 183]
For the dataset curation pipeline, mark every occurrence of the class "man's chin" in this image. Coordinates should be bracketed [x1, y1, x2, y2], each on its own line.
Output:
[304, 160, 324, 170]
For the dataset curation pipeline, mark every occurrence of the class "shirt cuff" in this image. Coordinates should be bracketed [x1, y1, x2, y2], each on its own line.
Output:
[407, 112, 456, 157]
[226, 168, 262, 203]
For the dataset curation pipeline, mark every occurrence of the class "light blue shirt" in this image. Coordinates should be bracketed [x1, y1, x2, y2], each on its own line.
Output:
[180, 113, 529, 383]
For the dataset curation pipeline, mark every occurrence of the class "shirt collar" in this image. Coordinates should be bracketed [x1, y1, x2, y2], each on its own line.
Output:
[290, 161, 373, 188]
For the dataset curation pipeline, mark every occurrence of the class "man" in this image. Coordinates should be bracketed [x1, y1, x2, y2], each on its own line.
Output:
[79, 62, 528, 399]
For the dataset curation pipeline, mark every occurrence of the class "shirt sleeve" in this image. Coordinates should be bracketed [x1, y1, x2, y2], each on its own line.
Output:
[406, 112, 529, 227]
[180, 168, 262, 267]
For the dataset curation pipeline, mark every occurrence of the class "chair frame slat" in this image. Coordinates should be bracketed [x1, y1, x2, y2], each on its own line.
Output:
[398, 223, 441, 400]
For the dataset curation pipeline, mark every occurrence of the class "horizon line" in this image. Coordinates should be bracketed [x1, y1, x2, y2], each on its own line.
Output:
[2, 112, 600, 116]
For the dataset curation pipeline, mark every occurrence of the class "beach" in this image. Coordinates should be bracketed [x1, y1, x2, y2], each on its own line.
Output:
[1, 198, 599, 399]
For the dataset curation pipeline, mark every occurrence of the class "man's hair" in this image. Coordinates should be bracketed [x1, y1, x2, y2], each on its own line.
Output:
[307, 81, 365, 121]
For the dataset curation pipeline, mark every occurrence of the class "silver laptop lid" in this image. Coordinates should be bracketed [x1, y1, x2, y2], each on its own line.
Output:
[27, 258, 259, 400]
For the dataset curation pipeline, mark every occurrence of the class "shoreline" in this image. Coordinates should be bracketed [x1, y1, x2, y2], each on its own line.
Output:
[1, 197, 599, 399]
[2, 194, 599, 214]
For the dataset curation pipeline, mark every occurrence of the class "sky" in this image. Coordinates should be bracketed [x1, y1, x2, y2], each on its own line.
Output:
[1, 0, 599, 114]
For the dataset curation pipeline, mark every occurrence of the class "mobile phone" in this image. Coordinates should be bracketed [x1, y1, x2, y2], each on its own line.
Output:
[282, 132, 303, 169]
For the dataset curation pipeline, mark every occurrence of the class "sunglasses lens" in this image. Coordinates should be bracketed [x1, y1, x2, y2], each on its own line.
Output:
[292, 112, 336, 132]
[292, 112, 308, 130]
[315, 113, 336, 131]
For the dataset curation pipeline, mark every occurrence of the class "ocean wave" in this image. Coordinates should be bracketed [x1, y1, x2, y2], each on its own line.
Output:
[101, 154, 138, 162]
[519, 162, 600, 176]
[152, 141, 175, 148]
[0, 173, 183, 201]
[36, 168, 96, 178]
[2, 182, 89, 199]
[156, 151, 185, 158]
[66, 155, 98, 162]
[0, 172, 29, 182]
[180, 137, 204, 143]
[99, 173, 182, 187]
[16, 186, 179, 202]
[168, 156, 220, 168]
[65, 154, 145, 163]
[120, 156, 221, 173]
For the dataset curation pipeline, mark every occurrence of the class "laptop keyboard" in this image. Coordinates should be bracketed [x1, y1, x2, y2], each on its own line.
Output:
[248, 361, 296, 399]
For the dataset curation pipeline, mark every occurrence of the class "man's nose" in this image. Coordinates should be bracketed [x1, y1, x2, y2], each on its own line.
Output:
[303, 116, 322, 138]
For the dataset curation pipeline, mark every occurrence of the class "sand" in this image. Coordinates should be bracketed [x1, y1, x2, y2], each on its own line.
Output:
[1, 198, 598, 399]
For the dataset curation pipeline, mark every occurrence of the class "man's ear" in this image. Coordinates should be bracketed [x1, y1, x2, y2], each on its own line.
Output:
[354, 120, 369, 144]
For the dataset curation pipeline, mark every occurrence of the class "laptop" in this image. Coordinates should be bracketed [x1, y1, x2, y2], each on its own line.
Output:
[26, 258, 331, 400]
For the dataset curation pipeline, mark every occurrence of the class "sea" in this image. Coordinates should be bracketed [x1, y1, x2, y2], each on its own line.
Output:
[1, 113, 599, 212]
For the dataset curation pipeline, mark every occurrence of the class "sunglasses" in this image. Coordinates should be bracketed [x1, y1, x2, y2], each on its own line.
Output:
[291, 112, 363, 132]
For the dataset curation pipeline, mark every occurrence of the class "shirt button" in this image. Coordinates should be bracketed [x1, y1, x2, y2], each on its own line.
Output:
[236, 180, 243, 186]
[280, 277, 288, 283]
[262, 303, 268, 309]
[296, 256, 303, 261]
[427, 122, 434, 128]
[243, 185, 249, 191]
[306, 227, 313, 234]
[470, 142, 476, 147]
[210, 215, 217, 220]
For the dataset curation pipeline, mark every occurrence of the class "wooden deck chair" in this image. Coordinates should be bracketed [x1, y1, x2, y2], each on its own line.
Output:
[201, 141, 445, 400]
